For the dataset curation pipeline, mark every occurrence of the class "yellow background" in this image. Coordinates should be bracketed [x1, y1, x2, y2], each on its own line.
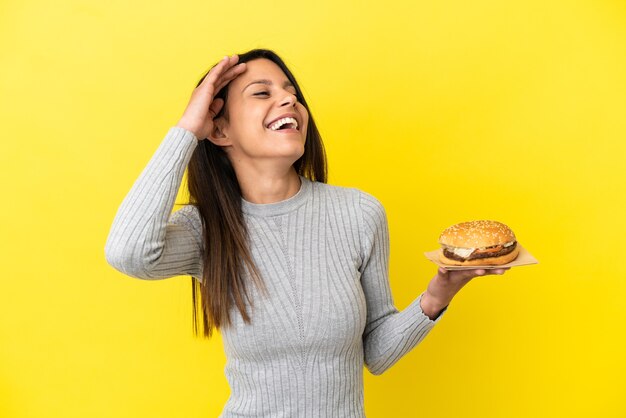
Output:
[1, 0, 624, 416]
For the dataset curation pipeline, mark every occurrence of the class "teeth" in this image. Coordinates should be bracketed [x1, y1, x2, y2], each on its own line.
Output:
[269, 117, 298, 131]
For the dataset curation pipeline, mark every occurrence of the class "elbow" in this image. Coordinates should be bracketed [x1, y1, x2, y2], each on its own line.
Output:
[365, 360, 390, 376]
[364, 352, 392, 376]
[366, 366, 386, 376]
[104, 242, 152, 280]
[363, 339, 405, 376]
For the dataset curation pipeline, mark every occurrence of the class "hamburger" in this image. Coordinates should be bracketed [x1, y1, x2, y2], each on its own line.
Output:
[438, 220, 520, 266]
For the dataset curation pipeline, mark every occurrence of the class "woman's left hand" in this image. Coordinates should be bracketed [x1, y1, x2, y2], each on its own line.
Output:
[420, 266, 510, 320]
[436, 266, 510, 287]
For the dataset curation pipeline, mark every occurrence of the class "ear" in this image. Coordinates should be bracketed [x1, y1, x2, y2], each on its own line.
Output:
[206, 117, 232, 147]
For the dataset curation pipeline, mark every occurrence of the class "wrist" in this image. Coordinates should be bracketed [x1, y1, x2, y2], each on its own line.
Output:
[420, 291, 448, 320]
[425, 275, 455, 309]
[175, 121, 201, 139]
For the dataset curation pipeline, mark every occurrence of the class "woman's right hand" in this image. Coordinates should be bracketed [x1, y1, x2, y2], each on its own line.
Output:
[175, 54, 246, 140]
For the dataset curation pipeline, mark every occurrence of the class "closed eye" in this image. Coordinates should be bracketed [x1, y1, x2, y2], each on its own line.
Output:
[253, 90, 300, 101]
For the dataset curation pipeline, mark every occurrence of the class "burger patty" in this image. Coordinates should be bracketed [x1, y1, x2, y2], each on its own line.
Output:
[443, 241, 517, 262]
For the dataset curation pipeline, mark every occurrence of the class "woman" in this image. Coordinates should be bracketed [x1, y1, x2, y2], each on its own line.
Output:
[104, 49, 509, 417]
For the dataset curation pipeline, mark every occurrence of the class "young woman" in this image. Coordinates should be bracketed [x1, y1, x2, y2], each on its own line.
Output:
[104, 49, 509, 417]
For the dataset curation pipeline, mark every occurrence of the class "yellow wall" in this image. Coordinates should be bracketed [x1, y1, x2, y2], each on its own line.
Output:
[1, 0, 624, 416]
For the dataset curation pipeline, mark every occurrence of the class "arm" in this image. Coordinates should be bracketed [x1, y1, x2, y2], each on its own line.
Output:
[104, 127, 203, 280]
[359, 192, 447, 376]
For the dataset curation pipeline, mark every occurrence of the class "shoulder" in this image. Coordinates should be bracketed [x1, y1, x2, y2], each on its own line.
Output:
[310, 180, 382, 206]
[358, 190, 387, 235]
[357, 189, 386, 217]
[310, 180, 386, 225]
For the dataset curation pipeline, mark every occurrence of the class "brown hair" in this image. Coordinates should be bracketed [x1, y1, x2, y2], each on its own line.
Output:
[185, 49, 327, 338]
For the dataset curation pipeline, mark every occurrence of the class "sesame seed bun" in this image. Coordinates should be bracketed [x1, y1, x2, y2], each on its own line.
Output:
[438, 220, 516, 249]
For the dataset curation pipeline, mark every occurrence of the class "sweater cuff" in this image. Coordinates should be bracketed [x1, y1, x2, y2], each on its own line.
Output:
[414, 292, 448, 324]
[168, 126, 199, 144]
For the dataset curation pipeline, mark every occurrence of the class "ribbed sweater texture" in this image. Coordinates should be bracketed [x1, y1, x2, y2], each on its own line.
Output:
[104, 126, 447, 417]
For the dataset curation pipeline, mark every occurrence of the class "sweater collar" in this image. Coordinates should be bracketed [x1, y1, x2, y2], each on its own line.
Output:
[241, 175, 311, 217]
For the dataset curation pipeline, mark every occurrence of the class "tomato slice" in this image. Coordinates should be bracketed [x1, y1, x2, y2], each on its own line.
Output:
[475, 245, 503, 254]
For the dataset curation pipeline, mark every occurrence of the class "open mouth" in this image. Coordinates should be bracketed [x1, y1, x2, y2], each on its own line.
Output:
[267, 117, 299, 131]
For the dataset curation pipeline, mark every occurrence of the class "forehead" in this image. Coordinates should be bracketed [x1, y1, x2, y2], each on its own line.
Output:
[231, 58, 291, 90]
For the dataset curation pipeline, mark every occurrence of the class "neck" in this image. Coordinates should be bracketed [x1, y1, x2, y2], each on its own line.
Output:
[235, 166, 302, 204]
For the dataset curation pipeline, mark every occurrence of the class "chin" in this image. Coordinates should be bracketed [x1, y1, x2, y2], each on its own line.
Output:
[274, 137, 305, 157]
[281, 146, 305, 163]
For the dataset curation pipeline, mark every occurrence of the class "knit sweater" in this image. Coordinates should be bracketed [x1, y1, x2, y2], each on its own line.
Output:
[104, 126, 447, 417]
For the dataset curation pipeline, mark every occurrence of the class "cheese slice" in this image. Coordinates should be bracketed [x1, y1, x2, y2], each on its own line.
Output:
[452, 247, 475, 258]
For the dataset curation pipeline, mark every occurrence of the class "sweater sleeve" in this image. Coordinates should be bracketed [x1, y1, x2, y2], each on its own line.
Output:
[104, 127, 203, 280]
[358, 191, 447, 375]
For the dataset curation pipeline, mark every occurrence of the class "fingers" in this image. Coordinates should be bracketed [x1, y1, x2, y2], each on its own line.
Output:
[208, 98, 224, 118]
[201, 55, 243, 92]
[469, 267, 511, 276]
[214, 62, 247, 93]
[437, 266, 511, 280]
[484, 267, 511, 275]
[198, 57, 228, 89]
[213, 55, 241, 87]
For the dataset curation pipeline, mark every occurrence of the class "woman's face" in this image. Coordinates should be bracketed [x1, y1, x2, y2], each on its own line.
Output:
[215, 58, 309, 168]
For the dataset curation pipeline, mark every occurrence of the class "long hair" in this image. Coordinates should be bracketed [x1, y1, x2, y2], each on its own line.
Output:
[185, 49, 327, 338]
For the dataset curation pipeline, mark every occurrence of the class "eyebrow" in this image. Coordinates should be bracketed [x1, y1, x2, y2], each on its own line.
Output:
[243, 79, 295, 92]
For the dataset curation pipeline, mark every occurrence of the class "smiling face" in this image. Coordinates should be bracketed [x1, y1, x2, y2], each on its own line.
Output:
[211, 58, 309, 172]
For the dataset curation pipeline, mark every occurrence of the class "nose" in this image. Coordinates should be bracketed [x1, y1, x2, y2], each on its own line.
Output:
[279, 91, 297, 107]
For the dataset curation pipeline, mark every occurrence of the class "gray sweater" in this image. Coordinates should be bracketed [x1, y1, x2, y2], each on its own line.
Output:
[104, 127, 447, 417]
